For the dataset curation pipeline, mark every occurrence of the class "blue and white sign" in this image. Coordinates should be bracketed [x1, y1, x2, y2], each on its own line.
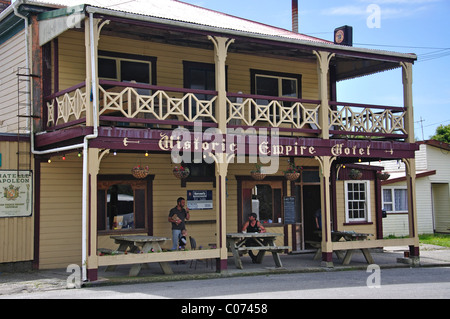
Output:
[187, 190, 213, 210]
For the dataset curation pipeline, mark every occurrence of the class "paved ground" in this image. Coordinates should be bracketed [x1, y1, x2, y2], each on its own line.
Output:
[0, 244, 449, 296]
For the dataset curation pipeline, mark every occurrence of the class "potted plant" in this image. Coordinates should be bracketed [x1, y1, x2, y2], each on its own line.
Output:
[284, 160, 302, 181]
[349, 168, 363, 180]
[376, 171, 390, 180]
[251, 164, 266, 180]
[173, 165, 190, 179]
[131, 165, 149, 179]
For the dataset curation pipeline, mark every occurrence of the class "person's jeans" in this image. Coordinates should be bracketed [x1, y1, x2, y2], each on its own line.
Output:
[172, 229, 181, 250]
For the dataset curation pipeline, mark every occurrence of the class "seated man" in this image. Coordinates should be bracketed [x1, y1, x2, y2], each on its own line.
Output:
[241, 213, 266, 263]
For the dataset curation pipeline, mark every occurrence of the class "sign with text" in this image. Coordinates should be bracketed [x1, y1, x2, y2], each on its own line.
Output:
[187, 190, 213, 210]
[0, 170, 33, 218]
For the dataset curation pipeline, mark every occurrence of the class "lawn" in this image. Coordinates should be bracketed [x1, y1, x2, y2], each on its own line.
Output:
[419, 234, 450, 247]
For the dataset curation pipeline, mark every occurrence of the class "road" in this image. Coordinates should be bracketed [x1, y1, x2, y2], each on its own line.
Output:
[2, 267, 449, 300]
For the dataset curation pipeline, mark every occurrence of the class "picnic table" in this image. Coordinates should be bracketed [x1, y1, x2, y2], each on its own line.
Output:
[105, 235, 173, 276]
[226, 232, 289, 269]
[309, 231, 375, 265]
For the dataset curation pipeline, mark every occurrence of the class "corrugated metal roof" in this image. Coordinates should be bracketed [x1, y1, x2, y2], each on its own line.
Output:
[25, 0, 330, 43]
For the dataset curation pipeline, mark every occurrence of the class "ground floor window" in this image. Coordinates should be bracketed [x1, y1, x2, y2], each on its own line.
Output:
[382, 187, 408, 213]
[345, 181, 371, 223]
[97, 177, 151, 233]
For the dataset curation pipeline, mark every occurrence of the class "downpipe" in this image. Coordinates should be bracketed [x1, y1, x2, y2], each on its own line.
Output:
[81, 12, 99, 282]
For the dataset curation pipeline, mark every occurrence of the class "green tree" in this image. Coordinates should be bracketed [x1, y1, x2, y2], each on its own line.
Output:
[431, 124, 450, 143]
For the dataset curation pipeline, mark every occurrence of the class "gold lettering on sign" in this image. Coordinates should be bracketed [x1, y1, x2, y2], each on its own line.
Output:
[156, 134, 377, 158]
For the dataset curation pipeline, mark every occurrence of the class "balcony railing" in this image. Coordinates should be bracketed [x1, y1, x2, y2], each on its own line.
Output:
[46, 82, 87, 129]
[329, 101, 407, 139]
[44, 81, 408, 140]
[98, 80, 218, 126]
[226, 93, 321, 134]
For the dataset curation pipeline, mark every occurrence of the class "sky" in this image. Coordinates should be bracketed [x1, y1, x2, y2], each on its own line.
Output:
[181, 0, 450, 141]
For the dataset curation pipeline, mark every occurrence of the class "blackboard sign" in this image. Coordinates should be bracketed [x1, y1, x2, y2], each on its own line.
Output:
[284, 196, 296, 224]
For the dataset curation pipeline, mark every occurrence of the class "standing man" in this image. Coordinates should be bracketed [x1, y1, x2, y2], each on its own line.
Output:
[168, 197, 190, 250]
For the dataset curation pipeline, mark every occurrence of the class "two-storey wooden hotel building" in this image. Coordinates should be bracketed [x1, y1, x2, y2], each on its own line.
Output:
[0, 0, 419, 281]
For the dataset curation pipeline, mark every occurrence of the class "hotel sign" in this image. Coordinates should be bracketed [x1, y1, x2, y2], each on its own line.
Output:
[0, 170, 33, 218]
[91, 127, 418, 160]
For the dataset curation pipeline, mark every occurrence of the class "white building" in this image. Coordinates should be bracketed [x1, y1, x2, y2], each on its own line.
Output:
[381, 140, 450, 236]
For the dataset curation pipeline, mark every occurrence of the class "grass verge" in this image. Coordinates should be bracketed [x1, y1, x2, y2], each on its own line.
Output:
[419, 233, 450, 247]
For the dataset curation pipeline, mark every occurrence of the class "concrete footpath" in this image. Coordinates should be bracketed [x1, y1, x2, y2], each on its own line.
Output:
[1, 244, 449, 297]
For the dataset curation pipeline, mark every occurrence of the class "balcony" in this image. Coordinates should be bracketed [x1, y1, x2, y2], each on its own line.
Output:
[45, 80, 408, 141]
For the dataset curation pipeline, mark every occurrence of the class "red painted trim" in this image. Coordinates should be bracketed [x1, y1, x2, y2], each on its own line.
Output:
[34, 126, 93, 148]
[329, 101, 406, 112]
[32, 158, 45, 270]
[409, 245, 420, 257]
[44, 82, 86, 100]
[99, 80, 218, 96]
[99, 116, 218, 128]
[219, 175, 223, 248]
[0, 134, 30, 142]
[217, 259, 228, 271]
[87, 268, 98, 282]
[322, 252, 332, 262]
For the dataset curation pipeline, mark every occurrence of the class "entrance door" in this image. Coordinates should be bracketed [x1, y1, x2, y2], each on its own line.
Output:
[303, 185, 321, 244]
[432, 183, 450, 233]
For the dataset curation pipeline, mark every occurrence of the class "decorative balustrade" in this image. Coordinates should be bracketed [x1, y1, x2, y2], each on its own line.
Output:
[46, 82, 87, 128]
[44, 81, 409, 140]
[226, 93, 321, 133]
[98, 80, 218, 124]
[329, 101, 407, 138]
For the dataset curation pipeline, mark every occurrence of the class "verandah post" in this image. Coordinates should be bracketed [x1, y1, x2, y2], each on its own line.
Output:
[316, 156, 335, 267]
[209, 36, 234, 271]
[314, 50, 335, 140]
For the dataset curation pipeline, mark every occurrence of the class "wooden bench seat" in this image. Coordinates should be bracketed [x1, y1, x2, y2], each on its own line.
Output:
[238, 246, 290, 252]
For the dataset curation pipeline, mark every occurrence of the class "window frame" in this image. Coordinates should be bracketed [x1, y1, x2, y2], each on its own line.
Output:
[250, 69, 302, 100]
[97, 175, 154, 235]
[382, 186, 408, 214]
[98, 51, 157, 86]
[344, 180, 372, 223]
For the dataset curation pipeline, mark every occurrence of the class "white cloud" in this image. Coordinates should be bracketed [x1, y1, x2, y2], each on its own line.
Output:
[323, 0, 436, 19]
[322, 6, 367, 16]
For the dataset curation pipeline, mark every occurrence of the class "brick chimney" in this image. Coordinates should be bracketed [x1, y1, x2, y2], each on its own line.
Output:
[0, 0, 11, 13]
[292, 0, 299, 33]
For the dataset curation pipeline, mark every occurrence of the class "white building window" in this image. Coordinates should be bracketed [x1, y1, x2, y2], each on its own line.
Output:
[382, 187, 408, 213]
[345, 181, 371, 223]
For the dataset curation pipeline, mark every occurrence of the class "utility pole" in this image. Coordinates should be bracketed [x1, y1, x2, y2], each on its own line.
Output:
[415, 117, 425, 141]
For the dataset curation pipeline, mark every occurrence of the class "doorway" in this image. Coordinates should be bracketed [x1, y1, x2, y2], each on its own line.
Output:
[239, 179, 284, 231]
[302, 185, 321, 244]
[292, 169, 321, 250]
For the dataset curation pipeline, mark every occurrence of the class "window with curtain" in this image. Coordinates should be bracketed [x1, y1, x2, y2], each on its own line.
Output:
[382, 188, 408, 213]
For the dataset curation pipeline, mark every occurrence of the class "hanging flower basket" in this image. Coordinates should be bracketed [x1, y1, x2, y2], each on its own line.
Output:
[283, 160, 302, 181]
[251, 164, 266, 180]
[173, 166, 190, 179]
[251, 171, 266, 181]
[132, 165, 149, 179]
[349, 169, 363, 180]
[285, 172, 301, 181]
[376, 171, 390, 181]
